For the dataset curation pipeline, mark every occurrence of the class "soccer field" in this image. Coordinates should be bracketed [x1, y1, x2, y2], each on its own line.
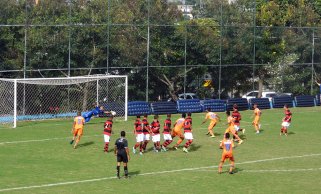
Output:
[1, 107, 321, 194]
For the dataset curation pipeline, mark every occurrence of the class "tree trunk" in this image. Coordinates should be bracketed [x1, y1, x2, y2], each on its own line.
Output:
[258, 78, 264, 98]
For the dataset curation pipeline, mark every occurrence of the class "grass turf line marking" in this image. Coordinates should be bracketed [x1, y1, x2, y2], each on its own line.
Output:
[0, 135, 101, 145]
[194, 168, 321, 173]
[0, 153, 321, 192]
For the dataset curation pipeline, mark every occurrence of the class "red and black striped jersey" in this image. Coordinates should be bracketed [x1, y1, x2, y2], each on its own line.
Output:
[151, 120, 160, 134]
[104, 119, 113, 135]
[142, 118, 150, 134]
[232, 111, 241, 126]
[134, 119, 143, 133]
[184, 117, 192, 132]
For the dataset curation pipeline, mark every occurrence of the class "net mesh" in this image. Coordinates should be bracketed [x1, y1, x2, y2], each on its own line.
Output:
[0, 76, 127, 128]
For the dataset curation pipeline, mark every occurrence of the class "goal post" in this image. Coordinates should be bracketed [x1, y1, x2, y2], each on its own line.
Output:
[0, 75, 128, 128]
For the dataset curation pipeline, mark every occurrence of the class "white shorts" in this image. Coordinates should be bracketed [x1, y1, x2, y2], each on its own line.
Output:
[104, 134, 110, 143]
[234, 125, 240, 131]
[136, 133, 144, 142]
[143, 134, 150, 141]
[281, 122, 290, 128]
[184, 132, 193, 140]
[163, 133, 172, 141]
[152, 134, 161, 142]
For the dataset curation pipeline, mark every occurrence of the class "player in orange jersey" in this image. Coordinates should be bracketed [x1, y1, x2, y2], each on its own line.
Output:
[225, 111, 243, 145]
[252, 103, 262, 134]
[218, 133, 235, 174]
[70, 111, 85, 149]
[201, 108, 220, 138]
[172, 113, 186, 150]
[280, 104, 292, 136]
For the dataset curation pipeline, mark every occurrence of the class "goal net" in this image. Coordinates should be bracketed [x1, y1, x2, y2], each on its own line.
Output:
[0, 75, 128, 128]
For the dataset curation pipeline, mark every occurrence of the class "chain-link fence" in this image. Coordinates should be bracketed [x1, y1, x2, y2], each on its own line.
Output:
[0, 0, 320, 102]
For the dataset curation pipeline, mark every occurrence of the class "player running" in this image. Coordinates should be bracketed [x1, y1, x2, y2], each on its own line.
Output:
[150, 115, 161, 152]
[280, 104, 292, 136]
[172, 113, 186, 150]
[232, 104, 245, 139]
[161, 114, 173, 152]
[218, 133, 235, 174]
[201, 108, 220, 138]
[225, 111, 243, 145]
[142, 114, 151, 152]
[114, 131, 130, 179]
[252, 103, 261, 134]
[103, 115, 114, 152]
[183, 112, 193, 153]
[70, 111, 85, 149]
[133, 116, 143, 155]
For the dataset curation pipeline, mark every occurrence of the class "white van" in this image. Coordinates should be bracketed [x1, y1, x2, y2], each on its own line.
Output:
[242, 91, 277, 102]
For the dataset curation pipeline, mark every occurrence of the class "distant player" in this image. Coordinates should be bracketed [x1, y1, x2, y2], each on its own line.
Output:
[218, 133, 235, 174]
[232, 104, 245, 136]
[103, 115, 114, 152]
[114, 131, 130, 179]
[183, 112, 193, 153]
[172, 113, 186, 150]
[132, 116, 143, 155]
[225, 111, 243, 145]
[201, 108, 220, 138]
[150, 115, 161, 152]
[161, 114, 173, 152]
[142, 114, 151, 152]
[280, 104, 292, 136]
[70, 111, 85, 149]
[252, 103, 261, 134]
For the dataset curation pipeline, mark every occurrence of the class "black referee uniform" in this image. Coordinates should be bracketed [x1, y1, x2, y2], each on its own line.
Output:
[114, 131, 129, 178]
[115, 137, 129, 163]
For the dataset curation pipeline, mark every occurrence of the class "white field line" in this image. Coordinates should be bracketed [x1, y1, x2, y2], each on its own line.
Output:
[0, 122, 267, 145]
[194, 168, 321, 173]
[0, 135, 101, 145]
[0, 153, 320, 192]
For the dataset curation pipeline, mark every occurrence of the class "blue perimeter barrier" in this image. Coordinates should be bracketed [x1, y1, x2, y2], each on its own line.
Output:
[201, 99, 225, 112]
[249, 98, 271, 109]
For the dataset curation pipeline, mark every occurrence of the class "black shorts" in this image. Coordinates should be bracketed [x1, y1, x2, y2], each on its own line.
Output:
[117, 151, 128, 163]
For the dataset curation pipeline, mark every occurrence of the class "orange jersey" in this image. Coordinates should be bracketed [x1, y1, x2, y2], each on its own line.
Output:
[173, 118, 185, 132]
[205, 112, 219, 122]
[253, 108, 261, 124]
[220, 139, 234, 155]
[74, 116, 85, 129]
[227, 116, 235, 127]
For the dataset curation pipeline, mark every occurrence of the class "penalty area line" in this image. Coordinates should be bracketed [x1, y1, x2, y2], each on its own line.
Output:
[0, 153, 321, 192]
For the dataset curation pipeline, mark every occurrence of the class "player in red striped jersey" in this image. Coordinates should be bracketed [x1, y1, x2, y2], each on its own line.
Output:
[150, 115, 161, 152]
[280, 104, 292, 136]
[132, 116, 143, 155]
[232, 104, 245, 139]
[142, 114, 151, 152]
[182, 112, 193, 153]
[103, 115, 114, 152]
[161, 114, 173, 152]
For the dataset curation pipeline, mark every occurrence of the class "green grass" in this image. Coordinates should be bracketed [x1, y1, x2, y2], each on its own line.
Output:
[1, 107, 321, 194]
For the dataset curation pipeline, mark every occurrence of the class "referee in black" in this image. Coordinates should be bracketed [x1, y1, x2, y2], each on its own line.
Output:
[114, 130, 130, 178]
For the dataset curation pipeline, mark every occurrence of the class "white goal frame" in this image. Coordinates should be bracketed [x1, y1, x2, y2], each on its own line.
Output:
[0, 75, 128, 128]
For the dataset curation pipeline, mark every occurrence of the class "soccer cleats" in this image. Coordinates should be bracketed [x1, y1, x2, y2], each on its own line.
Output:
[183, 147, 188, 153]
[132, 147, 136, 154]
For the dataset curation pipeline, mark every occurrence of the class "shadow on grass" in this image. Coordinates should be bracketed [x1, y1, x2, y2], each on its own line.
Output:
[189, 144, 202, 152]
[78, 141, 94, 147]
[287, 131, 295, 135]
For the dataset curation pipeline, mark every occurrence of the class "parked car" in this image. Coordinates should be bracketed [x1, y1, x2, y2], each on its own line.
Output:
[167, 93, 199, 102]
[242, 90, 277, 102]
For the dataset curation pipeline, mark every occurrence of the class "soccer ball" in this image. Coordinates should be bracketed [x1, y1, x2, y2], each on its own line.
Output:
[110, 111, 116, 116]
